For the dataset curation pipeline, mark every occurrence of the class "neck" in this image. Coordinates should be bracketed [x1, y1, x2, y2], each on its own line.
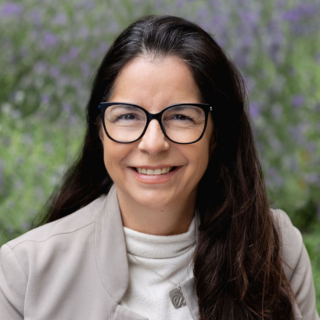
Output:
[116, 188, 196, 236]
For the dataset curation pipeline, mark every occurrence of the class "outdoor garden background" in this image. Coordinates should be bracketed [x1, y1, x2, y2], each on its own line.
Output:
[0, 0, 319, 311]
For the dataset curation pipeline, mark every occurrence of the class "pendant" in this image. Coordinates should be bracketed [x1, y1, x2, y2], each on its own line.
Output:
[169, 287, 187, 309]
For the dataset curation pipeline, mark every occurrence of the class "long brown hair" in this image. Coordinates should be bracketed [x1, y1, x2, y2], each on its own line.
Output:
[38, 15, 295, 319]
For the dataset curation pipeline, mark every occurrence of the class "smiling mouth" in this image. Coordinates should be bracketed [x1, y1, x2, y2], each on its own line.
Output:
[133, 167, 177, 175]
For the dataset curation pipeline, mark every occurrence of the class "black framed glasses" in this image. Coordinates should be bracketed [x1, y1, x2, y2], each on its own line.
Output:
[98, 102, 212, 144]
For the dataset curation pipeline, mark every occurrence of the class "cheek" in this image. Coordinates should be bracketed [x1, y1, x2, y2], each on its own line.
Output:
[101, 139, 119, 173]
[181, 142, 211, 179]
[198, 148, 210, 175]
[101, 139, 132, 177]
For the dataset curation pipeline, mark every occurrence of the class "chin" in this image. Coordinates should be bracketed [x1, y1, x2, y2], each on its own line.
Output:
[132, 191, 177, 209]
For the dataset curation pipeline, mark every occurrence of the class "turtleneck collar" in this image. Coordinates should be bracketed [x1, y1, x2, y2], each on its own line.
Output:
[123, 215, 197, 259]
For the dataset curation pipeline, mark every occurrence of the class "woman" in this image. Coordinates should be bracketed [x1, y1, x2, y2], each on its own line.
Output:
[0, 15, 318, 320]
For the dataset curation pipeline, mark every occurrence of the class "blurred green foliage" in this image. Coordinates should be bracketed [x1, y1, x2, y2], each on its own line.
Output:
[0, 0, 319, 312]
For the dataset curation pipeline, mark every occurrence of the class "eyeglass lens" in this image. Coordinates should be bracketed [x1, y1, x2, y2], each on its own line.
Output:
[104, 104, 206, 143]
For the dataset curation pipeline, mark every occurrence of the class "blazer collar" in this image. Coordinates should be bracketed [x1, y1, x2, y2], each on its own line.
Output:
[95, 185, 129, 303]
[94, 184, 200, 318]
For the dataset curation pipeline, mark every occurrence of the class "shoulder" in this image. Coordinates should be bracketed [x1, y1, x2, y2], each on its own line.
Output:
[0, 195, 108, 277]
[270, 208, 303, 273]
[5, 195, 107, 250]
[270, 208, 308, 282]
[270, 208, 319, 320]
[0, 195, 110, 313]
[0, 195, 107, 317]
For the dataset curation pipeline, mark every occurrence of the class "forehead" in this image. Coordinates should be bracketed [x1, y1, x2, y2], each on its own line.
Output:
[108, 55, 202, 111]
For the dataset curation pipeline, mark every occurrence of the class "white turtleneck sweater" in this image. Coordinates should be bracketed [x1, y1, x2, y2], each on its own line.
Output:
[120, 216, 197, 320]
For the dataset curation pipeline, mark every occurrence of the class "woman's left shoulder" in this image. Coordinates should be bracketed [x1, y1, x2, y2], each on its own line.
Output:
[270, 207, 308, 278]
[270, 208, 319, 320]
[270, 208, 303, 256]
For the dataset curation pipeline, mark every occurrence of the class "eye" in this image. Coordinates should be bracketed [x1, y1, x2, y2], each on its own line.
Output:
[170, 114, 193, 121]
[164, 112, 195, 122]
[116, 113, 138, 121]
[106, 105, 146, 124]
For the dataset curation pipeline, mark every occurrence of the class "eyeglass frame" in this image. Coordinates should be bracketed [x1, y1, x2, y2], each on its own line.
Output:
[98, 102, 213, 144]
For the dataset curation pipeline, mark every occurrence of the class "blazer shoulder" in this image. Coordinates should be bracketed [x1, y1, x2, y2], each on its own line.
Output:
[270, 208, 319, 320]
[270, 208, 303, 272]
[5, 195, 107, 250]
[270, 208, 302, 244]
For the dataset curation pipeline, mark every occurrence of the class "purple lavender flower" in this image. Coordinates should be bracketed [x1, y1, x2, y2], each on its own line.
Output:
[283, 3, 320, 35]
[30, 9, 42, 26]
[176, 0, 187, 8]
[306, 142, 316, 153]
[98, 43, 108, 55]
[52, 13, 67, 26]
[34, 61, 47, 75]
[304, 173, 320, 184]
[299, 3, 319, 17]
[43, 32, 58, 46]
[69, 47, 79, 59]
[62, 103, 71, 112]
[292, 95, 305, 108]
[282, 8, 302, 21]
[80, 63, 91, 78]
[267, 167, 284, 187]
[69, 114, 78, 126]
[288, 125, 304, 144]
[60, 54, 69, 65]
[41, 95, 50, 104]
[249, 102, 261, 119]
[79, 0, 94, 10]
[197, 7, 208, 24]
[22, 222, 31, 231]
[282, 3, 318, 22]
[242, 34, 254, 49]
[49, 66, 59, 78]
[240, 12, 259, 29]
[1, 3, 22, 16]
[6, 226, 14, 235]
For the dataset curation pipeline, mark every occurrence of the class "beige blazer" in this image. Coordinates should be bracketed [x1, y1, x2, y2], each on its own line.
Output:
[0, 185, 319, 320]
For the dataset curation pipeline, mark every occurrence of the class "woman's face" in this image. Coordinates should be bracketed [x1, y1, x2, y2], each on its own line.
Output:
[100, 55, 214, 211]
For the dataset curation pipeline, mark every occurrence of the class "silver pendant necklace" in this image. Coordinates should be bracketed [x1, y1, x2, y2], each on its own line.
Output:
[129, 253, 188, 309]
[168, 285, 187, 308]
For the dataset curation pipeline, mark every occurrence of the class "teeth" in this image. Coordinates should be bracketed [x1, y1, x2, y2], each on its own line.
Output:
[161, 168, 167, 174]
[137, 167, 172, 175]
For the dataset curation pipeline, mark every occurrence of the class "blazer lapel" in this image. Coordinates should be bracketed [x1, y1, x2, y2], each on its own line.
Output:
[94, 185, 201, 319]
[95, 185, 129, 303]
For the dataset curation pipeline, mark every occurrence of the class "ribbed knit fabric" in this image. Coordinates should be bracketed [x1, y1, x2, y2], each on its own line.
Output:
[120, 216, 197, 320]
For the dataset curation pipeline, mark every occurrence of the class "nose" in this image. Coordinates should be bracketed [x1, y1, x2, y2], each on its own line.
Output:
[138, 119, 169, 155]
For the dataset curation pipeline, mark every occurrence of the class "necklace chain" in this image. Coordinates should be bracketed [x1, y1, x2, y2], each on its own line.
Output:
[129, 253, 183, 288]
[125, 215, 198, 309]
[128, 252, 191, 309]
